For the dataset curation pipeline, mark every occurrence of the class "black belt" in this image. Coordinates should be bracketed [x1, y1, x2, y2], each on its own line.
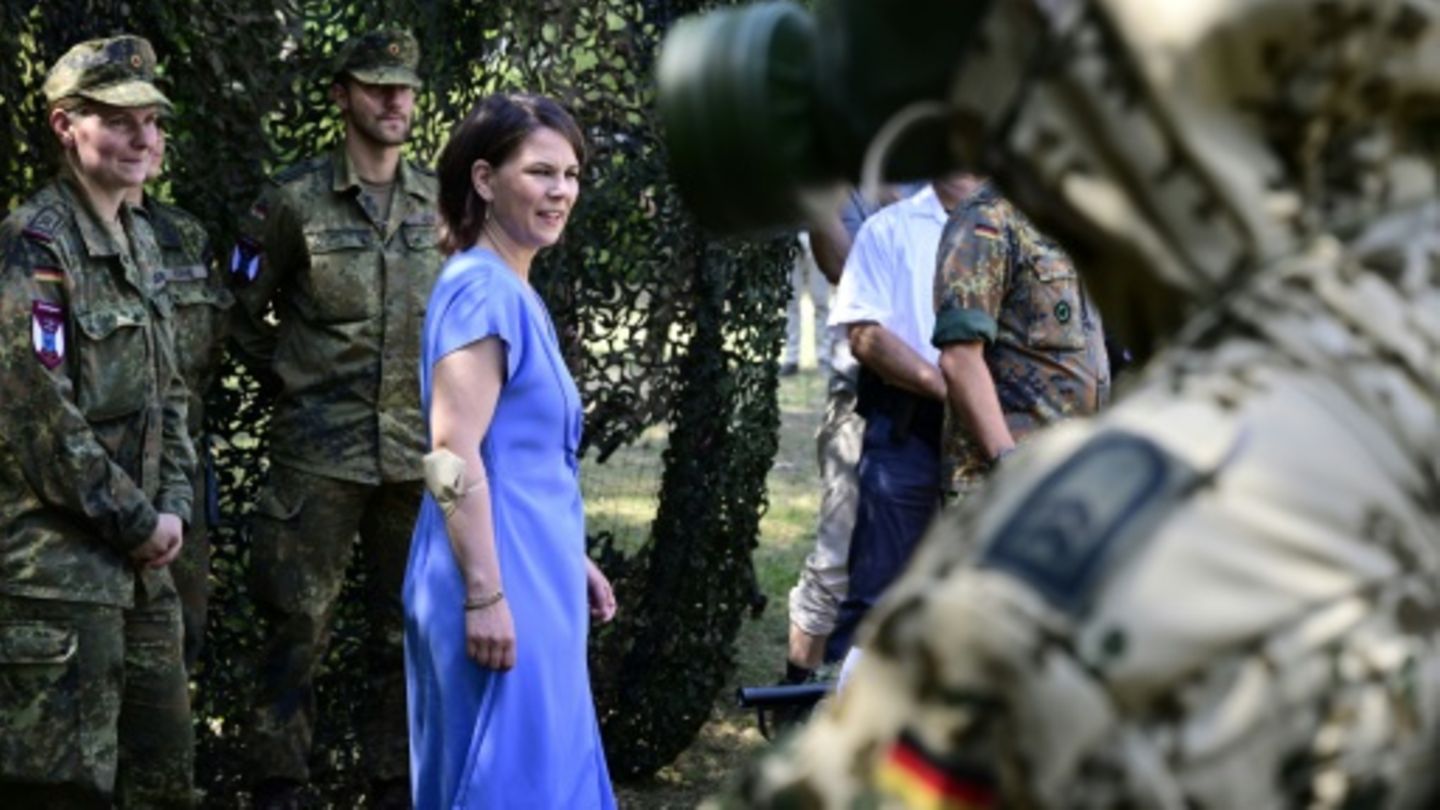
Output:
[855, 368, 943, 450]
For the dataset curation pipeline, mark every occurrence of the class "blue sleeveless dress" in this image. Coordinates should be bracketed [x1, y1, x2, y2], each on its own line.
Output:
[403, 247, 615, 809]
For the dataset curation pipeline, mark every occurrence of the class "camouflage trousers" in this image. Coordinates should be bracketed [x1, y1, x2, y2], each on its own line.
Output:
[787, 378, 864, 639]
[247, 464, 420, 787]
[0, 583, 194, 808]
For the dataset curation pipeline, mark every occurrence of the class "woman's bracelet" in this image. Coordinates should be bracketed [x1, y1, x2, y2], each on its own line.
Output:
[463, 590, 505, 611]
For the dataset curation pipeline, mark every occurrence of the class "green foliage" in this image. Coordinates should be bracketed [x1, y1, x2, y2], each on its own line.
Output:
[1, 0, 794, 799]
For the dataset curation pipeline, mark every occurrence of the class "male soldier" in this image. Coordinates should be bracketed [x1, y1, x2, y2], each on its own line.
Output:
[0, 35, 196, 807]
[702, 0, 1440, 807]
[931, 177, 1109, 501]
[230, 29, 440, 809]
[130, 123, 233, 671]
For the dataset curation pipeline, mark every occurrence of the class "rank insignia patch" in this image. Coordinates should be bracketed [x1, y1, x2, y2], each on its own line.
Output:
[980, 431, 1197, 615]
[31, 300, 65, 370]
[22, 207, 63, 243]
[229, 236, 262, 285]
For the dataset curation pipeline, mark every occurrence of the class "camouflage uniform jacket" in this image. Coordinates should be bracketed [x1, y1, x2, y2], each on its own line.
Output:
[0, 176, 196, 608]
[230, 148, 441, 484]
[931, 182, 1110, 492]
[146, 197, 232, 438]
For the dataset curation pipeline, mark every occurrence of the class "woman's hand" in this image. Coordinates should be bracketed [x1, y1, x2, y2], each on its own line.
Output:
[131, 512, 184, 569]
[465, 598, 516, 671]
[586, 558, 617, 624]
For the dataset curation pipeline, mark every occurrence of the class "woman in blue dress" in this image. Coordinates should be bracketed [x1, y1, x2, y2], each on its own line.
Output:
[404, 93, 617, 809]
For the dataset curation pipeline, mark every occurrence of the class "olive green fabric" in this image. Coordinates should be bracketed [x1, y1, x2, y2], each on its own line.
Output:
[0, 176, 195, 608]
[229, 148, 440, 485]
[246, 464, 418, 785]
[336, 29, 422, 88]
[146, 197, 231, 670]
[42, 34, 172, 110]
[0, 587, 194, 808]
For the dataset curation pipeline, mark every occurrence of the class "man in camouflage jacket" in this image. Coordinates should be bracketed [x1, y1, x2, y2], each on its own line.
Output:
[0, 35, 196, 808]
[931, 178, 1110, 499]
[229, 29, 441, 809]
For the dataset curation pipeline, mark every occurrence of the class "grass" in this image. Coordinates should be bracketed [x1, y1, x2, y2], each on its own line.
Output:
[604, 302, 832, 808]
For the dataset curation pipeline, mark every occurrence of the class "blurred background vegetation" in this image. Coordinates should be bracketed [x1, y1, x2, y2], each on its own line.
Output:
[0, 0, 801, 804]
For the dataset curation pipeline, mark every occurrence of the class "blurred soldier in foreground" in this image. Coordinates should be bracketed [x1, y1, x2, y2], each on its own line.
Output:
[230, 29, 440, 809]
[129, 122, 233, 672]
[659, 0, 1440, 806]
[0, 35, 196, 807]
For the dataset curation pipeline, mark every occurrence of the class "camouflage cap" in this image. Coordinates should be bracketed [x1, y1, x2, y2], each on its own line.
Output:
[43, 35, 172, 110]
[337, 30, 423, 88]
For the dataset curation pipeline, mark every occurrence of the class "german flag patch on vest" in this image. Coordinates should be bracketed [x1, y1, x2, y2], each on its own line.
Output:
[875, 730, 997, 809]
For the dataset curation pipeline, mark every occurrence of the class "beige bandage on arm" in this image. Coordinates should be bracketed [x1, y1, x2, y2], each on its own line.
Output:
[423, 448, 486, 517]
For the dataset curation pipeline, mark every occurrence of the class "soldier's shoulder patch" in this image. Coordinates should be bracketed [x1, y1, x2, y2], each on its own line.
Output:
[31, 299, 66, 369]
[229, 235, 263, 286]
[22, 205, 65, 244]
[979, 430, 1198, 616]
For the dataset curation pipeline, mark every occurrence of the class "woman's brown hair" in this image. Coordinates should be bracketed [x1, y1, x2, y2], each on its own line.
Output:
[436, 93, 586, 255]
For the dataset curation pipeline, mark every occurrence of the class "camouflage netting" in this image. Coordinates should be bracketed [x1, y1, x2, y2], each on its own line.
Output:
[1, 0, 792, 802]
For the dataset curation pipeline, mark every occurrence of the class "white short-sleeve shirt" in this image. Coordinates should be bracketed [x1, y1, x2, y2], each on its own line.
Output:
[827, 185, 948, 366]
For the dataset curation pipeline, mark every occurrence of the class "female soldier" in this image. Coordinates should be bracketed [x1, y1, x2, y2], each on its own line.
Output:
[0, 35, 196, 807]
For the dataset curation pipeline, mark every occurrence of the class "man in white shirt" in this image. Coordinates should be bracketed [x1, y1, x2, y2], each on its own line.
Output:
[824, 175, 980, 658]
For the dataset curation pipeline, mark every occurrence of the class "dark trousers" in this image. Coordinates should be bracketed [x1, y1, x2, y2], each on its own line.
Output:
[825, 411, 941, 661]
[247, 464, 421, 787]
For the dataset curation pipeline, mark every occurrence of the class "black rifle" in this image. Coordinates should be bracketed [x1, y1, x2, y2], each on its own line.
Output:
[735, 682, 832, 739]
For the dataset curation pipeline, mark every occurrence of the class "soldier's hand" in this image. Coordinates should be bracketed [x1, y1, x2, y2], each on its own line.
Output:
[465, 598, 516, 671]
[131, 512, 184, 569]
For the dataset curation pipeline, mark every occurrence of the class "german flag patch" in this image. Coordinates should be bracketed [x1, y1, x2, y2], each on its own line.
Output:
[32, 267, 65, 284]
[875, 731, 997, 809]
[973, 223, 1001, 241]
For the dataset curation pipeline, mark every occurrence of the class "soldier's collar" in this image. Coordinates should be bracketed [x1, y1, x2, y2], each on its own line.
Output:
[332, 146, 362, 194]
[396, 158, 435, 202]
[55, 172, 130, 258]
[331, 146, 433, 202]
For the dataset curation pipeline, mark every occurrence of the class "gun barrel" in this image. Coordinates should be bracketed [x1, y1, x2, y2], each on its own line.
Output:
[735, 682, 831, 709]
